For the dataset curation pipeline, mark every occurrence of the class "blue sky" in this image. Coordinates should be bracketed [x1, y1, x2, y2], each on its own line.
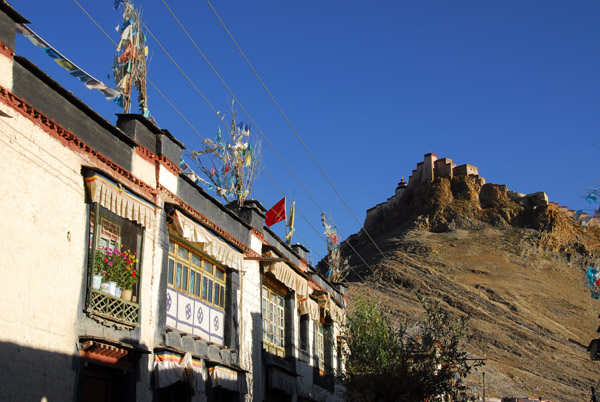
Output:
[13, 1, 600, 265]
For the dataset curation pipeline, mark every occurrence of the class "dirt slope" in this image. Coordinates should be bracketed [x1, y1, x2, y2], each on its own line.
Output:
[343, 175, 600, 402]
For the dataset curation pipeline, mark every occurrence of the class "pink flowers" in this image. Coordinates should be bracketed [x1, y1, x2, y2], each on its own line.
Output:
[94, 246, 139, 289]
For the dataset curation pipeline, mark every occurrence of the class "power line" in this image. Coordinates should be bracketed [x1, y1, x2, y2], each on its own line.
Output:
[72, 0, 373, 279]
[138, 13, 373, 273]
[73, 0, 333, 267]
[159, 0, 375, 275]
[148, 66, 331, 264]
[204, 0, 388, 261]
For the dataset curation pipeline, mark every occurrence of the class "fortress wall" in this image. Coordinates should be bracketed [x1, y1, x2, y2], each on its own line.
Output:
[434, 158, 454, 178]
[364, 153, 490, 228]
[422, 153, 437, 182]
[408, 163, 423, 189]
[453, 164, 479, 177]
[365, 152, 599, 231]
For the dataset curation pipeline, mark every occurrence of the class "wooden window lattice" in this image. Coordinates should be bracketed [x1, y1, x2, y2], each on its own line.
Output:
[89, 289, 139, 327]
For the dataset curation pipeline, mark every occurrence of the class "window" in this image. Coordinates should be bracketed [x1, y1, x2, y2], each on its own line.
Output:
[262, 284, 285, 357]
[88, 203, 143, 327]
[299, 315, 309, 352]
[168, 238, 226, 309]
[315, 321, 325, 373]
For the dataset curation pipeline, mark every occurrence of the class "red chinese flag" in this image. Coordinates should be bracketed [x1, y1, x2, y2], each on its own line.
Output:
[265, 198, 286, 227]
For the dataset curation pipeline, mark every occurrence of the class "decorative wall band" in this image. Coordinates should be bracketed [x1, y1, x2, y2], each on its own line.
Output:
[135, 145, 159, 164]
[159, 154, 179, 175]
[158, 185, 250, 254]
[0, 40, 14, 59]
[250, 228, 265, 242]
[244, 250, 261, 259]
[0, 86, 157, 202]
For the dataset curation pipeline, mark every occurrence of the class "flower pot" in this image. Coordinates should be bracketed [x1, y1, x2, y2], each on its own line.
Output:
[100, 281, 117, 296]
[121, 289, 133, 302]
[92, 274, 103, 290]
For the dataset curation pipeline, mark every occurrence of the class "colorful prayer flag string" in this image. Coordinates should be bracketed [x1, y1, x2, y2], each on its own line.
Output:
[112, 1, 150, 117]
[321, 213, 349, 283]
[190, 105, 260, 205]
[16, 24, 120, 101]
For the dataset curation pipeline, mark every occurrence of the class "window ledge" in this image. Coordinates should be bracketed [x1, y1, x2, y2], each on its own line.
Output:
[88, 289, 139, 328]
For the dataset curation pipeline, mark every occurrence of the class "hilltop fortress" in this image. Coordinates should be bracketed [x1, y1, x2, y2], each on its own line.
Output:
[365, 153, 483, 227]
[364, 153, 593, 230]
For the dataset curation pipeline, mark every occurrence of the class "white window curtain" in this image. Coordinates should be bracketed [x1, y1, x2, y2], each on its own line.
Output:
[153, 351, 205, 394]
[298, 297, 319, 321]
[208, 365, 247, 394]
[268, 367, 300, 396]
[85, 173, 154, 228]
[264, 261, 309, 299]
[317, 293, 345, 324]
[171, 210, 244, 271]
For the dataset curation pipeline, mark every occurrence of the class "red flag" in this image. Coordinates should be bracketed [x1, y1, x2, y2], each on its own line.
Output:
[265, 198, 286, 227]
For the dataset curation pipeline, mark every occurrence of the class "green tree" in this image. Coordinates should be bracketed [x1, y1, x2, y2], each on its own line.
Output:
[341, 296, 481, 402]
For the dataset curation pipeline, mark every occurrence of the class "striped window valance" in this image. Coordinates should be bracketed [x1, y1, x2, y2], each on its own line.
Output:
[85, 173, 154, 228]
[268, 367, 300, 396]
[317, 293, 345, 324]
[298, 297, 319, 321]
[209, 365, 247, 394]
[153, 351, 204, 394]
[171, 210, 244, 271]
[264, 261, 309, 300]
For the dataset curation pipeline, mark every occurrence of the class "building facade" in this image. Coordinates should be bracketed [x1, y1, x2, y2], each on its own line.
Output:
[0, 3, 346, 401]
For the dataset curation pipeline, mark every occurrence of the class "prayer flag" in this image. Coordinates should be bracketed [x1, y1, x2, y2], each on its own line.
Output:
[586, 190, 600, 203]
[17, 23, 123, 103]
[215, 127, 223, 147]
[55, 59, 77, 71]
[179, 157, 189, 171]
[84, 79, 107, 90]
[265, 198, 286, 227]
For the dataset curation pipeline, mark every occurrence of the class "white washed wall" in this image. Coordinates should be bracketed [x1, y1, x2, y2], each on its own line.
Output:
[0, 103, 87, 400]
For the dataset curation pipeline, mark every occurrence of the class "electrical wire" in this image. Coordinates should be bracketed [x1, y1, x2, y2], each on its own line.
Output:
[73, 0, 336, 269]
[72, 0, 372, 280]
[203, 0, 388, 261]
[159, 0, 375, 275]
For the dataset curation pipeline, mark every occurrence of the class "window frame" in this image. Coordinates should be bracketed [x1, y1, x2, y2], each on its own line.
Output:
[315, 320, 325, 373]
[261, 283, 286, 357]
[167, 236, 226, 310]
[87, 202, 143, 327]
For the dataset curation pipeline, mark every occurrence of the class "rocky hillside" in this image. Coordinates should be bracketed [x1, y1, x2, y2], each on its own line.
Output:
[343, 174, 600, 402]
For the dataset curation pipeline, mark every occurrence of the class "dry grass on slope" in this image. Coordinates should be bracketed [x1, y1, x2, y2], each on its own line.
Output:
[346, 227, 600, 402]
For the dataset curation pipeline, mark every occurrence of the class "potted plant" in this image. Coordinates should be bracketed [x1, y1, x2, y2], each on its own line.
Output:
[91, 250, 104, 290]
[94, 246, 118, 294]
[94, 246, 138, 297]
[115, 248, 138, 302]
